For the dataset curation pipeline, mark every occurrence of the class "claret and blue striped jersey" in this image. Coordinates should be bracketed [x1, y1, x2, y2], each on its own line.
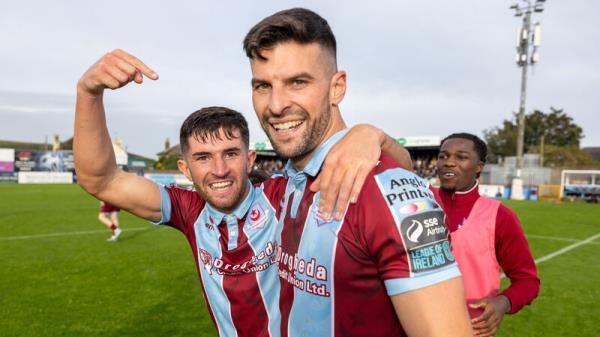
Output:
[275, 130, 461, 337]
[154, 129, 460, 337]
[154, 179, 287, 337]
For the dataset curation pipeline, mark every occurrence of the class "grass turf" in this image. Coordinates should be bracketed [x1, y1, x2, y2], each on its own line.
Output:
[1, 184, 599, 336]
[0, 184, 214, 337]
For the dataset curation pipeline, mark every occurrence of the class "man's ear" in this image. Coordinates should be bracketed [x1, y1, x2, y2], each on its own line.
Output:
[476, 161, 484, 178]
[247, 150, 257, 173]
[177, 159, 193, 183]
[330, 70, 347, 106]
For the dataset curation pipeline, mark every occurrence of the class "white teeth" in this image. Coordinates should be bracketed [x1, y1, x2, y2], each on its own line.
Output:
[444, 172, 456, 177]
[210, 181, 232, 189]
[272, 120, 303, 131]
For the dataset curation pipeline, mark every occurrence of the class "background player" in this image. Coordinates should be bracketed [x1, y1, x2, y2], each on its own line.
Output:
[433, 133, 540, 337]
[244, 8, 472, 336]
[98, 201, 121, 241]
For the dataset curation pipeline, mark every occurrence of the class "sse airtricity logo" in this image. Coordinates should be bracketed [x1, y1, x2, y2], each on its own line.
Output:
[399, 210, 454, 273]
[406, 220, 424, 243]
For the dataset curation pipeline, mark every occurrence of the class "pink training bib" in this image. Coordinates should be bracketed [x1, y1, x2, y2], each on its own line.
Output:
[449, 196, 501, 319]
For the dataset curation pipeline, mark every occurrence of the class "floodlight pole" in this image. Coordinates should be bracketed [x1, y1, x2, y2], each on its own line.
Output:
[510, 0, 545, 200]
[515, 11, 531, 172]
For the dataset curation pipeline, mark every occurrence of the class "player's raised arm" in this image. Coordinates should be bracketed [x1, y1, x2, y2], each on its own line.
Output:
[390, 277, 473, 337]
[74, 49, 162, 221]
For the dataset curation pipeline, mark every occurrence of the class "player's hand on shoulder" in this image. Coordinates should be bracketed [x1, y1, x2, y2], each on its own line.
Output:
[77, 49, 159, 96]
[310, 124, 383, 221]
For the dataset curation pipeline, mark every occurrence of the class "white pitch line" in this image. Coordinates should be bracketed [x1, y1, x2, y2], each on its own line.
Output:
[527, 234, 580, 243]
[501, 232, 600, 279]
[534, 232, 600, 265]
[0, 227, 152, 241]
[526, 234, 599, 245]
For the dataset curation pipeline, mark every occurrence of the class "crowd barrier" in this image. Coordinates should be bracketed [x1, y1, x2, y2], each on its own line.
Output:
[479, 184, 539, 200]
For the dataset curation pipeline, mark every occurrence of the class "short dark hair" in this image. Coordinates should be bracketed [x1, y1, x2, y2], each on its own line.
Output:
[249, 169, 271, 184]
[243, 7, 337, 61]
[179, 107, 249, 154]
[440, 133, 488, 164]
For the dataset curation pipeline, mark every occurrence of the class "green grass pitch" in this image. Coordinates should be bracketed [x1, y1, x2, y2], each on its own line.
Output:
[1, 184, 598, 336]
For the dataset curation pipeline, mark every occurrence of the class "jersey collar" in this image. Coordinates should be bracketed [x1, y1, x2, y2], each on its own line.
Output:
[455, 181, 479, 195]
[438, 181, 481, 206]
[204, 180, 254, 225]
[283, 129, 349, 178]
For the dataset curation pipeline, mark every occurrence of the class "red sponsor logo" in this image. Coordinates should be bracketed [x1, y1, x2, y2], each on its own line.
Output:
[18, 150, 32, 161]
[198, 248, 213, 275]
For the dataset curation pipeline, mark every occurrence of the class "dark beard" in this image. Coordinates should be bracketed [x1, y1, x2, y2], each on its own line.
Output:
[440, 185, 456, 193]
[263, 106, 331, 161]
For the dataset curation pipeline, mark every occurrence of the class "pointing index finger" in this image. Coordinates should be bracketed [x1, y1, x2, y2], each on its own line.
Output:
[113, 49, 159, 80]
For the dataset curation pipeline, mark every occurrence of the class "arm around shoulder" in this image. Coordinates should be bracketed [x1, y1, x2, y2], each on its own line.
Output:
[312, 124, 413, 220]
[379, 129, 412, 171]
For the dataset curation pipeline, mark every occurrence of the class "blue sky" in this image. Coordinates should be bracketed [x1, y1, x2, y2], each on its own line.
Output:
[1, 1, 598, 158]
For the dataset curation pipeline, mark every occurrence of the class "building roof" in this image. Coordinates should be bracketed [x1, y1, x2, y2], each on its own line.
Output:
[0, 137, 155, 162]
[128, 152, 156, 162]
[157, 144, 181, 157]
[583, 147, 600, 162]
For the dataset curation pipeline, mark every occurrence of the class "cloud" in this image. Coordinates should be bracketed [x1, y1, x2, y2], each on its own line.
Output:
[0, 1, 598, 156]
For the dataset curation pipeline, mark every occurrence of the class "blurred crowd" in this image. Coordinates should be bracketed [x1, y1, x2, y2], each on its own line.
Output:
[253, 158, 284, 174]
[251, 156, 440, 184]
[250, 158, 285, 184]
[413, 156, 438, 179]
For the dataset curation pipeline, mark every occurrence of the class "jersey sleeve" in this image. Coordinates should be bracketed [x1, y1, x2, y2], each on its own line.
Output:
[152, 184, 205, 236]
[495, 205, 540, 314]
[360, 157, 461, 296]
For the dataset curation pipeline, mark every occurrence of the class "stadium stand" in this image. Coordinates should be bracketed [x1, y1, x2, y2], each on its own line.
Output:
[412, 156, 438, 179]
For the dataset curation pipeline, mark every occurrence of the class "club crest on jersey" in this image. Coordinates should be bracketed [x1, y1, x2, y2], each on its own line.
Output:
[312, 205, 333, 226]
[198, 248, 213, 275]
[248, 204, 268, 230]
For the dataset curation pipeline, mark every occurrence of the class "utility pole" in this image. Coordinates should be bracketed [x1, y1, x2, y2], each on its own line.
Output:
[509, 0, 546, 200]
[540, 134, 545, 167]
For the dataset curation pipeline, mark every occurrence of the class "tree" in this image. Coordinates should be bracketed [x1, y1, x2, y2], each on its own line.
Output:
[525, 107, 583, 148]
[484, 120, 517, 163]
[528, 144, 600, 168]
[154, 155, 179, 170]
[484, 107, 584, 163]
